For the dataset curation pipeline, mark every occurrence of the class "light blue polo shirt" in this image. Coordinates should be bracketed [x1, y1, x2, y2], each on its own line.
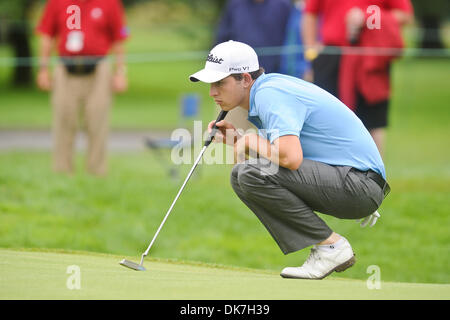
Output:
[248, 73, 386, 179]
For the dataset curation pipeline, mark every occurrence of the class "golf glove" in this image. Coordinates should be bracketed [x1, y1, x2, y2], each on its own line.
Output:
[359, 210, 380, 228]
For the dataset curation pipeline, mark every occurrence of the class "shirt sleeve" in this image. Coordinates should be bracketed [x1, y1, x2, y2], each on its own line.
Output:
[255, 88, 306, 144]
[386, 0, 414, 13]
[36, 0, 57, 37]
[304, 0, 321, 14]
[109, 0, 129, 42]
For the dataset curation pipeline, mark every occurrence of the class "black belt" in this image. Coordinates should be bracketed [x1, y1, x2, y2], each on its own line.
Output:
[351, 168, 390, 197]
[367, 170, 390, 197]
[60, 56, 104, 75]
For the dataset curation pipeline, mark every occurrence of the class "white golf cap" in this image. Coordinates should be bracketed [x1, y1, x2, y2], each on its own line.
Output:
[189, 40, 259, 83]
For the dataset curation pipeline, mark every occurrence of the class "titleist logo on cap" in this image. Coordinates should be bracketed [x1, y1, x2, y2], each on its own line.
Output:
[189, 41, 259, 83]
[207, 54, 224, 64]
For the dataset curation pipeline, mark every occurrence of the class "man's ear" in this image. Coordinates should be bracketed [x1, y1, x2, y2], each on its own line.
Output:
[243, 72, 253, 87]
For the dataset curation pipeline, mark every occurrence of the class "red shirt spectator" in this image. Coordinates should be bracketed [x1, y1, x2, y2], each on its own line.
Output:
[339, 10, 405, 110]
[304, 0, 413, 46]
[35, 0, 129, 176]
[304, 0, 413, 156]
[37, 0, 128, 57]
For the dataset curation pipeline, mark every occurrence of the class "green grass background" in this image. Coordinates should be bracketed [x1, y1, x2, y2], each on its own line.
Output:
[0, 2, 449, 286]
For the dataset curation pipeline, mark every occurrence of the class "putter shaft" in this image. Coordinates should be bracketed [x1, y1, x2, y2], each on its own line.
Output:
[140, 145, 208, 264]
[123, 110, 228, 270]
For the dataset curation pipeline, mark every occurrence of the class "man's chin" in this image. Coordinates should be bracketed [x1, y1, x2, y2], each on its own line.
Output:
[213, 100, 238, 111]
[219, 104, 237, 111]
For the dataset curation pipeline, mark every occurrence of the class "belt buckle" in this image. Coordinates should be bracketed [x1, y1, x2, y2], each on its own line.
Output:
[74, 57, 84, 73]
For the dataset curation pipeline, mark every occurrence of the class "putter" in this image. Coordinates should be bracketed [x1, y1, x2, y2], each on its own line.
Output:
[120, 110, 228, 271]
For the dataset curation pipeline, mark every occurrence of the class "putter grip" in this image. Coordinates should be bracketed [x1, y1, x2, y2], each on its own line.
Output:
[204, 110, 228, 147]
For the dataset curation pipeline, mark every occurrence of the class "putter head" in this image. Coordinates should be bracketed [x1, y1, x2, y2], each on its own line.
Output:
[119, 259, 146, 271]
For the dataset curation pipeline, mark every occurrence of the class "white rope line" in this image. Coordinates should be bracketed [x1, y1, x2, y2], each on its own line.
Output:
[0, 45, 449, 67]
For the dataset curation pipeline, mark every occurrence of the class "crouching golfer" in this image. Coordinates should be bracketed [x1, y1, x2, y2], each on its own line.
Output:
[189, 41, 390, 279]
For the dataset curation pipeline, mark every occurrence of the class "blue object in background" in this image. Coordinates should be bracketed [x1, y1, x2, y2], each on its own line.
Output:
[280, 2, 311, 78]
[181, 93, 200, 118]
[215, 0, 292, 74]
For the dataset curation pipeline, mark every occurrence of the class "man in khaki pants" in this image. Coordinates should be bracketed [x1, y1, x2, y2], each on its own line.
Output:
[36, 0, 128, 176]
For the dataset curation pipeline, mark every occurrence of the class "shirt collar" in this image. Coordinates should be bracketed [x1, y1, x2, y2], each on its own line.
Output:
[249, 73, 266, 117]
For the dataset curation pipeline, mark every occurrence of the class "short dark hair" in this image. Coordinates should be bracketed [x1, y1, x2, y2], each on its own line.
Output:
[231, 67, 265, 81]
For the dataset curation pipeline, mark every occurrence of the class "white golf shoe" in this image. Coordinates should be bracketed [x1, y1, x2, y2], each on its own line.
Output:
[280, 238, 356, 280]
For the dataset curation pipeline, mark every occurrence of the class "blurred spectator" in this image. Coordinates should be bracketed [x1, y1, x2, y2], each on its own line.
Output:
[36, 0, 129, 176]
[302, 0, 413, 155]
[216, 0, 292, 74]
[215, 0, 292, 134]
[280, 0, 312, 81]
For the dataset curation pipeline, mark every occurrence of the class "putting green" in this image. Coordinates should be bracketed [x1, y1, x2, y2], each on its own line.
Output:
[0, 249, 448, 300]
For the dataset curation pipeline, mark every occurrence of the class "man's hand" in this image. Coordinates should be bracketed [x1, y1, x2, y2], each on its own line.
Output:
[37, 68, 51, 91]
[37, 35, 53, 91]
[113, 71, 128, 93]
[112, 41, 128, 93]
[359, 210, 380, 227]
[346, 7, 365, 44]
[207, 120, 240, 146]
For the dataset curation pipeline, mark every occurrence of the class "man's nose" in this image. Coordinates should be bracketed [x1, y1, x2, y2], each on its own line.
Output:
[209, 84, 218, 97]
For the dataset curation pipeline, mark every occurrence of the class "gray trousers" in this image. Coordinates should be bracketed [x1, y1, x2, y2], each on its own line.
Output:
[230, 159, 385, 254]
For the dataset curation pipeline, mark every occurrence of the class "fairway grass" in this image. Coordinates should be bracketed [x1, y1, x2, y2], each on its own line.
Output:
[1, 248, 448, 300]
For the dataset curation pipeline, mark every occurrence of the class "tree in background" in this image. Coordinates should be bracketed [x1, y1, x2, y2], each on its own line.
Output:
[411, 0, 449, 49]
[0, 0, 36, 87]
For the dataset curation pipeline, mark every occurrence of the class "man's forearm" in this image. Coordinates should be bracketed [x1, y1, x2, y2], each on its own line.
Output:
[239, 134, 271, 160]
[235, 134, 303, 170]
[302, 13, 321, 61]
[302, 13, 319, 47]
[38, 35, 53, 69]
[391, 9, 413, 26]
[234, 134, 291, 168]
[112, 42, 126, 74]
